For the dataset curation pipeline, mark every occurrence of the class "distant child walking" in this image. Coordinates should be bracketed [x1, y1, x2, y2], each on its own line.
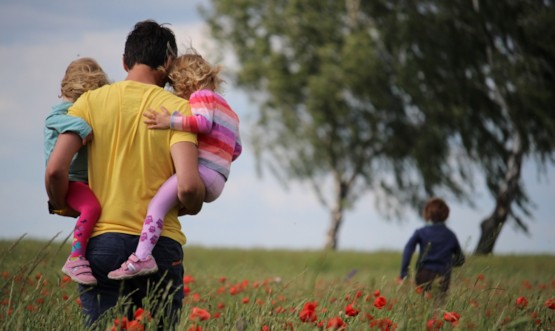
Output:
[399, 197, 465, 296]
[44, 57, 109, 285]
[108, 50, 242, 280]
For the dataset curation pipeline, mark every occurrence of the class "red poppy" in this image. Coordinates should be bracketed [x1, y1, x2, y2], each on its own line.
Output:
[187, 326, 202, 331]
[443, 312, 460, 324]
[190, 307, 211, 321]
[373, 296, 387, 309]
[545, 298, 555, 309]
[516, 296, 528, 309]
[183, 275, 195, 284]
[242, 297, 250, 304]
[261, 326, 269, 331]
[426, 318, 444, 331]
[134, 308, 151, 322]
[345, 303, 360, 317]
[373, 290, 381, 297]
[126, 320, 145, 331]
[326, 316, 346, 330]
[299, 301, 318, 323]
[369, 318, 396, 331]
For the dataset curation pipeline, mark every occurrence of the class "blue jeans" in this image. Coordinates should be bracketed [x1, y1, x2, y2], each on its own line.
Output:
[79, 233, 184, 329]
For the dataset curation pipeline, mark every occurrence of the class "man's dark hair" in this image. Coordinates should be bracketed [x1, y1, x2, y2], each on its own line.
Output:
[123, 20, 178, 70]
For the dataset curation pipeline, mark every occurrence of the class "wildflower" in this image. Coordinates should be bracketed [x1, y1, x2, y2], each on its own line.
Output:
[183, 275, 195, 284]
[126, 320, 145, 331]
[544, 298, 555, 309]
[299, 301, 318, 323]
[326, 316, 346, 330]
[187, 326, 202, 331]
[426, 318, 444, 331]
[242, 297, 250, 304]
[345, 303, 360, 317]
[110, 317, 129, 331]
[219, 276, 226, 283]
[516, 296, 528, 309]
[373, 296, 387, 309]
[184, 286, 191, 295]
[261, 326, 269, 331]
[134, 308, 151, 323]
[370, 318, 396, 331]
[443, 311, 460, 325]
[190, 307, 211, 321]
[374, 290, 381, 297]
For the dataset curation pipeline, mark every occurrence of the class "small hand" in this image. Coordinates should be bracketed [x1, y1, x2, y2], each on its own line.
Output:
[143, 106, 172, 129]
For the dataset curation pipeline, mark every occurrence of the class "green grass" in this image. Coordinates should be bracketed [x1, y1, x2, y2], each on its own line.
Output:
[0, 238, 554, 330]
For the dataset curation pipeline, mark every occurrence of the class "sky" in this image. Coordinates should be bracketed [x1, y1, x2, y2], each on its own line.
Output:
[0, 0, 553, 256]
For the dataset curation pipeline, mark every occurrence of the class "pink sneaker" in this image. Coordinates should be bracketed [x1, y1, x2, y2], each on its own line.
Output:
[62, 257, 97, 286]
[108, 253, 158, 280]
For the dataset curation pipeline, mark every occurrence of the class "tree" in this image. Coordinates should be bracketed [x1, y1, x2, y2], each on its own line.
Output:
[201, 0, 471, 250]
[201, 0, 555, 252]
[378, 0, 555, 254]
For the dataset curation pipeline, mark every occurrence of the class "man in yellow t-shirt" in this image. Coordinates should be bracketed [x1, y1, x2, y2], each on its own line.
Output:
[45, 20, 204, 328]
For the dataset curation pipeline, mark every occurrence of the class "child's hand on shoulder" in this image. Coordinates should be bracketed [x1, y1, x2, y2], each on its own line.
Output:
[144, 106, 172, 129]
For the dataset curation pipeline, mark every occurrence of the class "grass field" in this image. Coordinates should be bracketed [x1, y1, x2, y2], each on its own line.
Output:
[0, 237, 554, 330]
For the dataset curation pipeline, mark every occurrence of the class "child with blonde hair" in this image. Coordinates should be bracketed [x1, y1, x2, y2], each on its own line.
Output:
[44, 57, 109, 285]
[108, 50, 242, 279]
[399, 197, 465, 297]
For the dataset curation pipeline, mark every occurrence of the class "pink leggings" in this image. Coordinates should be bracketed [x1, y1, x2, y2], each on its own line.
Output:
[65, 181, 101, 259]
[135, 165, 225, 259]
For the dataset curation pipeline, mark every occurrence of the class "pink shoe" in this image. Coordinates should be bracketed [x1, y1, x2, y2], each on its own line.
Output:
[62, 257, 97, 286]
[108, 253, 158, 280]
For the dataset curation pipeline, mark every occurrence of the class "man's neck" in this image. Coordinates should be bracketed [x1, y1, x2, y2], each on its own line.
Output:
[125, 64, 165, 86]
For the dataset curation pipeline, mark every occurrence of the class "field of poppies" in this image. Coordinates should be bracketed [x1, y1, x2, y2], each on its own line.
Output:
[0, 238, 554, 330]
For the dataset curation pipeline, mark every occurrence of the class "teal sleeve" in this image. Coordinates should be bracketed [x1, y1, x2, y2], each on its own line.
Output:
[44, 112, 91, 140]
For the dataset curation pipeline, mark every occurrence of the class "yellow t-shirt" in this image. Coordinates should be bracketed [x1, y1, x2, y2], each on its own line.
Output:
[69, 80, 197, 245]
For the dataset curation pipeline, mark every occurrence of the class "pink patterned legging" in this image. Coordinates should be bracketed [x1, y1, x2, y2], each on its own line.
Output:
[134, 165, 225, 260]
[65, 181, 101, 259]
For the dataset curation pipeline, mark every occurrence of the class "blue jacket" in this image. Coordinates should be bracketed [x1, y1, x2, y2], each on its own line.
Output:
[400, 223, 465, 278]
[44, 101, 92, 183]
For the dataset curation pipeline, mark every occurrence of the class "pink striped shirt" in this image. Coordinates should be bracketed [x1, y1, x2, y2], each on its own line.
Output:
[172, 89, 242, 179]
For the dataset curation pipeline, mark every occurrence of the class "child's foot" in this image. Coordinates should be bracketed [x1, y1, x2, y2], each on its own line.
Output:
[108, 253, 158, 280]
[62, 257, 97, 286]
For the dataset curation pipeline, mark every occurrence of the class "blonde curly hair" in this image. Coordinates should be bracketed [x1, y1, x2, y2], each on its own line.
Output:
[60, 57, 109, 102]
[168, 50, 223, 99]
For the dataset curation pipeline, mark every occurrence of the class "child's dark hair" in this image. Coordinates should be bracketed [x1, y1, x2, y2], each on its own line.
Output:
[123, 20, 177, 71]
[422, 197, 450, 223]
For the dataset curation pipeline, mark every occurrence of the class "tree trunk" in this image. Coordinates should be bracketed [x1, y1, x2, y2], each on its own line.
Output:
[325, 206, 343, 250]
[324, 179, 349, 250]
[474, 135, 523, 255]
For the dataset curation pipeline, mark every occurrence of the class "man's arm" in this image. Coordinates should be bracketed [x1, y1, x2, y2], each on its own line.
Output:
[45, 133, 82, 210]
[170, 141, 205, 215]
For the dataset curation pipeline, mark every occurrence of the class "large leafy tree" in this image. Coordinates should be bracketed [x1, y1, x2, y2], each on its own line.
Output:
[200, 0, 555, 252]
[380, 0, 555, 254]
